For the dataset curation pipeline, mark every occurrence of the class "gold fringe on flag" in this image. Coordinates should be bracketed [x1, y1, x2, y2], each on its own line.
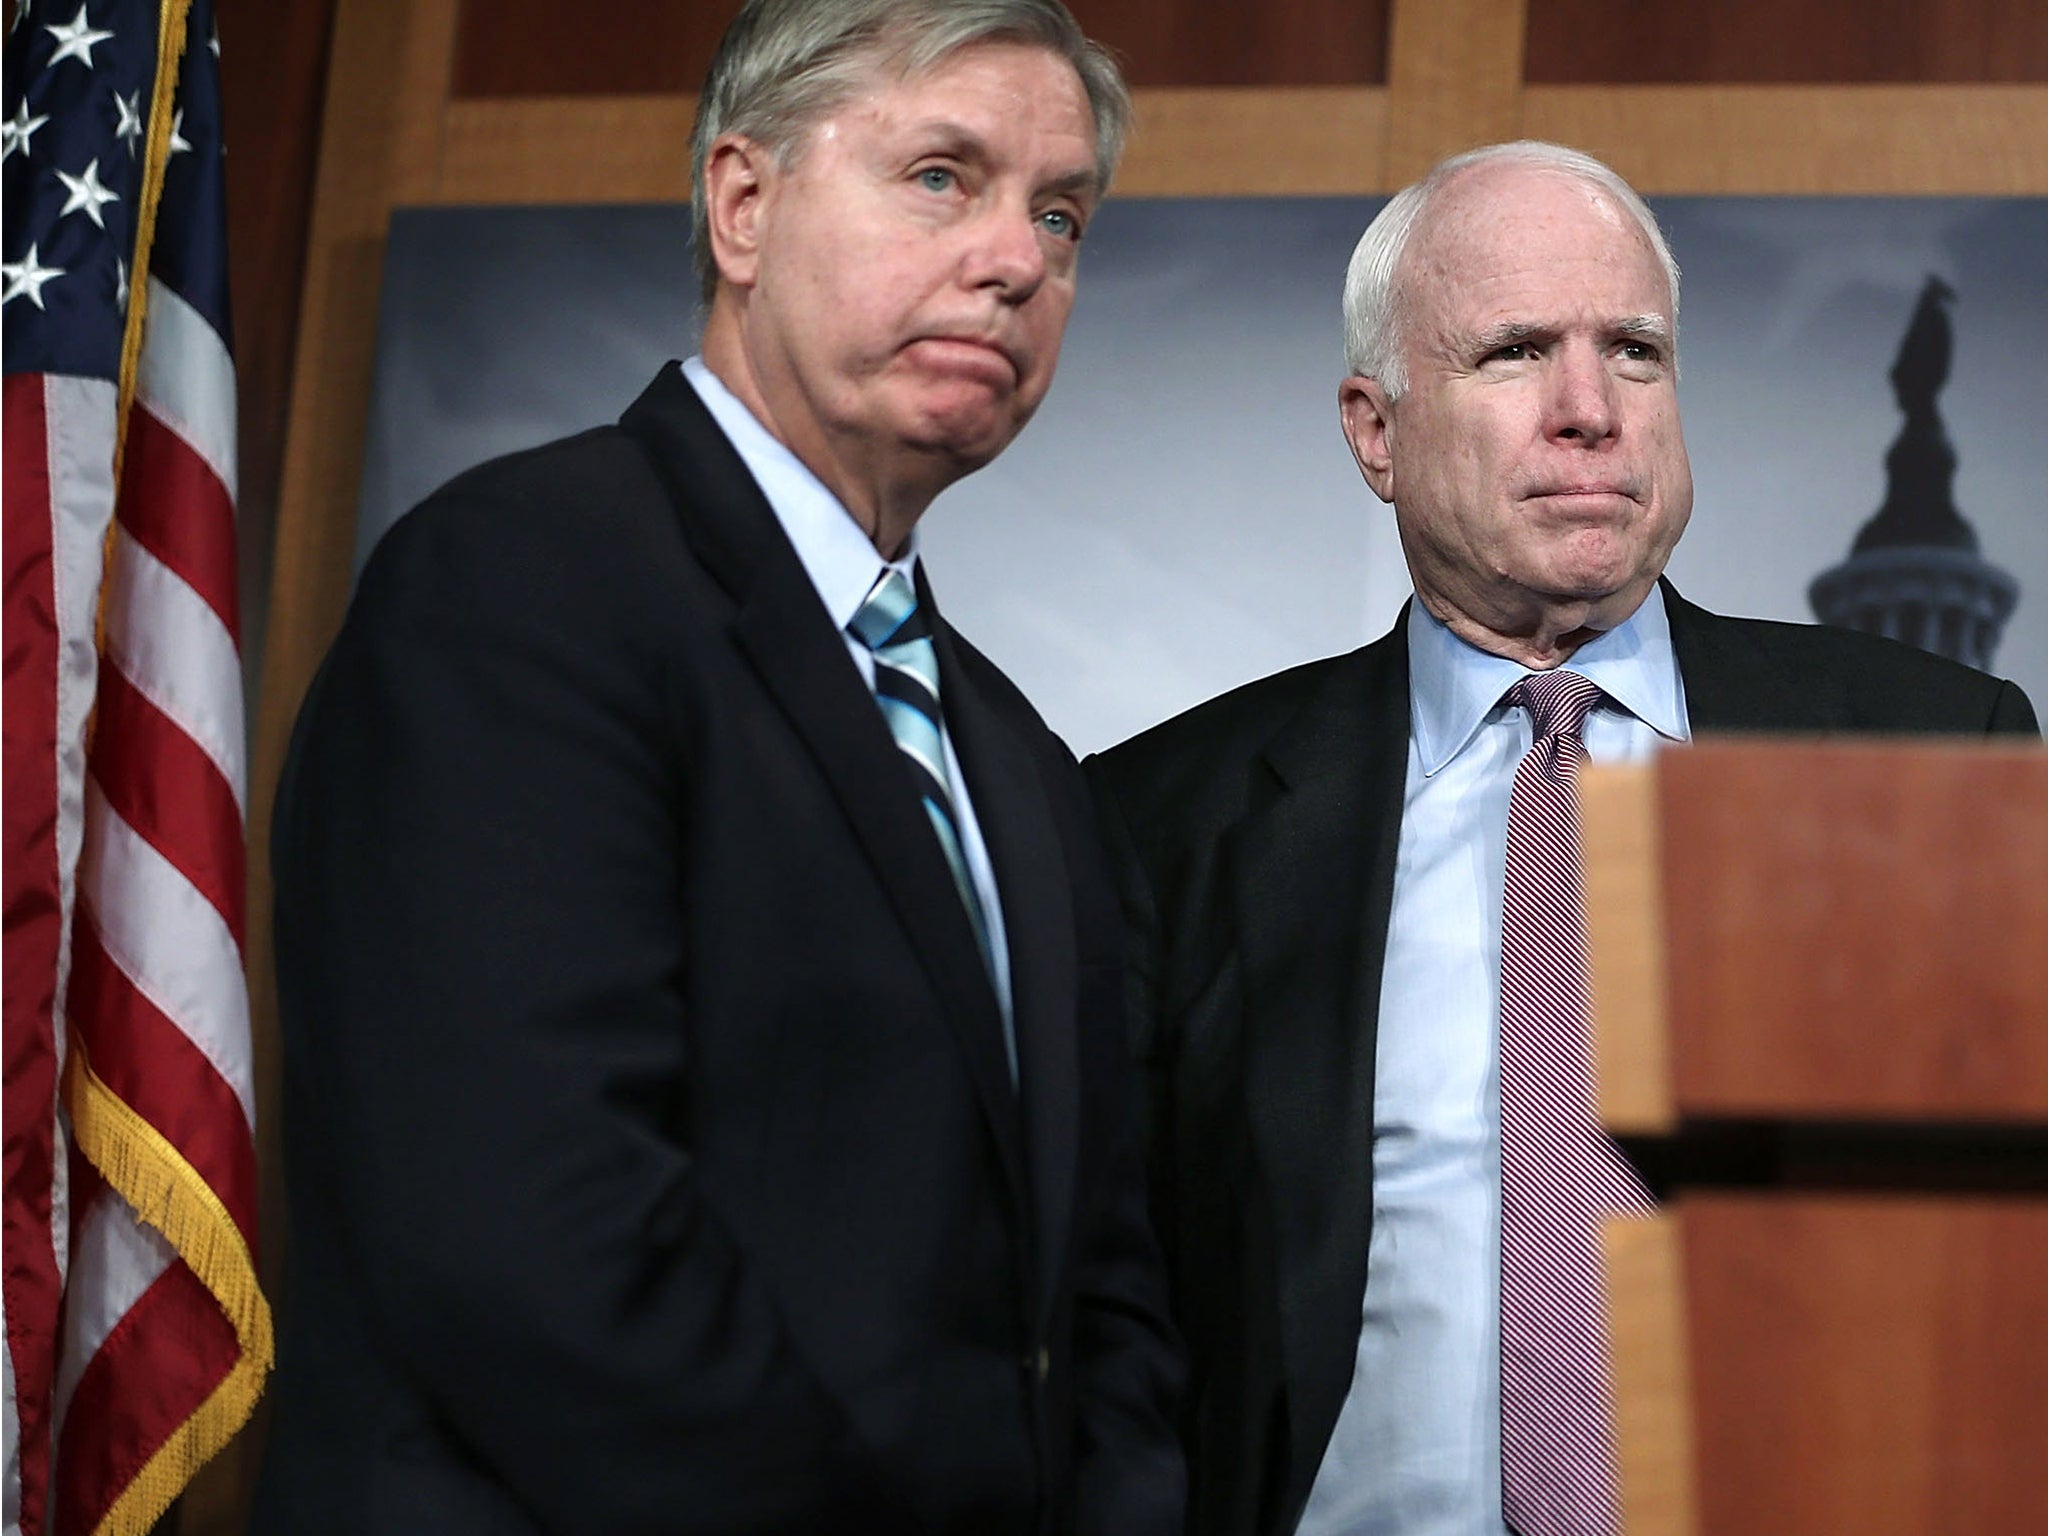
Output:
[63, 1046, 274, 1536]
[65, 1, 275, 1532]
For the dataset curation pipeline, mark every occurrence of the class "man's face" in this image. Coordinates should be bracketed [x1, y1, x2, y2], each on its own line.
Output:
[1343, 165, 1694, 653]
[732, 42, 1099, 488]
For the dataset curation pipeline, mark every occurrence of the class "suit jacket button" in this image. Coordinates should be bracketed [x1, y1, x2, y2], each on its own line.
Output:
[1031, 1346, 1049, 1384]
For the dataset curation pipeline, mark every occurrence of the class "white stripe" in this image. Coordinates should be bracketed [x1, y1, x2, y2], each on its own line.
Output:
[44, 374, 116, 1310]
[49, 1186, 176, 1435]
[102, 525, 247, 810]
[134, 278, 236, 501]
[76, 783, 255, 1124]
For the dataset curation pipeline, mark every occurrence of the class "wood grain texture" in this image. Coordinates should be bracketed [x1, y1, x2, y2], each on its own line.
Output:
[1112, 87, 1389, 194]
[1523, 85, 2048, 192]
[1656, 740, 2048, 1122]
[215, 0, 337, 701]
[1581, 761, 1677, 1136]
[429, 82, 2048, 204]
[1525, 0, 2048, 84]
[454, 0, 739, 97]
[1074, 0, 1389, 87]
[1683, 1193, 2048, 1534]
[1604, 1213, 1699, 1536]
[430, 88, 1396, 203]
[1382, 0, 1527, 184]
[435, 96, 694, 204]
[447, 0, 1387, 95]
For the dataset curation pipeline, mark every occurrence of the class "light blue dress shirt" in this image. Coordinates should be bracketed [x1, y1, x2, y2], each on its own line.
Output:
[1297, 589, 1689, 1536]
[680, 357, 1017, 1069]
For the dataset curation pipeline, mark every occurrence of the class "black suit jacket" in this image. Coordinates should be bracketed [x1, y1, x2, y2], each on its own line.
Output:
[256, 365, 1184, 1535]
[1084, 586, 2036, 1536]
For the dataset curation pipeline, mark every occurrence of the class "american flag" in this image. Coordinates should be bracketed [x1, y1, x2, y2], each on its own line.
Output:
[3, 2, 270, 1533]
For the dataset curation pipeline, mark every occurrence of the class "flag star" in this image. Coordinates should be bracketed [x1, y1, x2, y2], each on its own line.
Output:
[45, 4, 114, 68]
[114, 88, 142, 153]
[11, 0, 29, 35]
[208, 21, 219, 58]
[56, 156, 120, 227]
[3, 97, 50, 163]
[115, 255, 129, 309]
[2, 244, 65, 308]
[168, 108, 190, 156]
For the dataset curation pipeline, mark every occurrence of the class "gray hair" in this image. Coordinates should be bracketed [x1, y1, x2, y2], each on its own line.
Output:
[1341, 140, 1681, 397]
[690, 0, 1131, 301]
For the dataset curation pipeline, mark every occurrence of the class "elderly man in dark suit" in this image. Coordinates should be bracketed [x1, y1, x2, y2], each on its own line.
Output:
[255, 2, 1183, 1531]
[1086, 142, 2036, 1536]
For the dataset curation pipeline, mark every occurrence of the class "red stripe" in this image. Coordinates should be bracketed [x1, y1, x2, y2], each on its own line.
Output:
[65, 926, 258, 1247]
[116, 403, 238, 643]
[50, 1260, 237, 1536]
[3, 372, 64, 1536]
[89, 661, 246, 945]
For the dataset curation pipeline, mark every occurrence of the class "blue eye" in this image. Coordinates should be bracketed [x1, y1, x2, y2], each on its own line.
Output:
[1039, 208, 1080, 240]
[918, 166, 955, 192]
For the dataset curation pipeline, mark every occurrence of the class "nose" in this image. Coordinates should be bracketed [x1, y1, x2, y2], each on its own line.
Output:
[966, 203, 1048, 303]
[1546, 341, 1618, 445]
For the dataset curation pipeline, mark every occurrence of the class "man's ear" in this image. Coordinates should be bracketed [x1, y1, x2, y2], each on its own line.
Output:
[702, 134, 773, 291]
[1339, 376, 1398, 505]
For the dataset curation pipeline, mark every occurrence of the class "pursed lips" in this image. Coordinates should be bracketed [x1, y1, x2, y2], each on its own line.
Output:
[908, 332, 1021, 383]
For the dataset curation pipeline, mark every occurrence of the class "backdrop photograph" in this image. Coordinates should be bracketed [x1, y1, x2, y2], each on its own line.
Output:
[357, 195, 2046, 754]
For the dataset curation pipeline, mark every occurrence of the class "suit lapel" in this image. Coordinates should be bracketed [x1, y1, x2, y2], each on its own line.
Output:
[1228, 621, 1412, 1517]
[930, 593, 1078, 1323]
[619, 368, 1025, 1202]
[1665, 580, 1831, 730]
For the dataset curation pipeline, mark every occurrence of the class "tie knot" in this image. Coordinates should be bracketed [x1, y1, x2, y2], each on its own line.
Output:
[1509, 669, 1604, 743]
[848, 569, 927, 652]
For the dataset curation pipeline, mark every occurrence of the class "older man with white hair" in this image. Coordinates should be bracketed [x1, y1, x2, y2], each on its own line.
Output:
[257, 2, 1185, 1532]
[1087, 141, 2034, 1536]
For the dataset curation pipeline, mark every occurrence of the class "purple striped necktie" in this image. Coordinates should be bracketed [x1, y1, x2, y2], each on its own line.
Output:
[1498, 670, 1655, 1536]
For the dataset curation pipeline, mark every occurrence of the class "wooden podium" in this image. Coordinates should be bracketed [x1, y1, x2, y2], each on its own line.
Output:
[1578, 739, 2048, 1536]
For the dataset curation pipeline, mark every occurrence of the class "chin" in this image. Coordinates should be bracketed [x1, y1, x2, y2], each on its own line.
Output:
[907, 405, 1027, 464]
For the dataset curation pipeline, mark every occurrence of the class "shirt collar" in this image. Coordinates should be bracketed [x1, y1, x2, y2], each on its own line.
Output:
[682, 355, 915, 629]
[1407, 582, 1690, 776]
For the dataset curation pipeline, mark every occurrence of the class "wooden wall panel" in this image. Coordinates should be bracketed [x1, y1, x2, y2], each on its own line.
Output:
[216, 0, 337, 707]
[1524, 86, 2048, 194]
[1383, 0, 1524, 182]
[1526, 0, 2048, 84]
[454, 0, 738, 96]
[1074, 0, 1388, 87]
[450, 0, 1389, 96]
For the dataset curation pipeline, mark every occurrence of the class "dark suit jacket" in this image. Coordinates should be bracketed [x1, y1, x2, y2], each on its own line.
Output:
[255, 365, 1184, 1535]
[1084, 587, 2037, 1536]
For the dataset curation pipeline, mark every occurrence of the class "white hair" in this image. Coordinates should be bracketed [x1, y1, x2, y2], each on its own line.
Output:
[1341, 141, 1681, 397]
[690, 0, 1130, 301]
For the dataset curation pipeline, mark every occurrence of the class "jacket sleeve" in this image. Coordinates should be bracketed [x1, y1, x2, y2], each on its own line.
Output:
[271, 492, 900, 1533]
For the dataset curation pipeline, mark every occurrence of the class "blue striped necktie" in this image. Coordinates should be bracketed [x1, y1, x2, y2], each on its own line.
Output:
[847, 570, 995, 978]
